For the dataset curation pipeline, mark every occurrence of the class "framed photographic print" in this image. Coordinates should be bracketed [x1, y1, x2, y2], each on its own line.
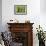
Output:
[14, 5, 27, 15]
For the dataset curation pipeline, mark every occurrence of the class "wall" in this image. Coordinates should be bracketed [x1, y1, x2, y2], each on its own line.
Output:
[0, 0, 2, 32]
[40, 0, 46, 31]
[2, 0, 40, 31]
[40, 0, 46, 13]
[2, 0, 46, 46]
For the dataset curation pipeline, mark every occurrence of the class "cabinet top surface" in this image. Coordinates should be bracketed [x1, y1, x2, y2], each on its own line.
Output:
[7, 23, 34, 25]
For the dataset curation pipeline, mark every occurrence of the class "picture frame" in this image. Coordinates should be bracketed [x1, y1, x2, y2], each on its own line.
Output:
[14, 5, 27, 15]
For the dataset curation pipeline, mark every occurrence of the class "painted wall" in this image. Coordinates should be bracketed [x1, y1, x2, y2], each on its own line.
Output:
[40, 0, 46, 31]
[2, 0, 40, 31]
[2, 0, 46, 46]
[40, 0, 46, 13]
[0, 0, 2, 32]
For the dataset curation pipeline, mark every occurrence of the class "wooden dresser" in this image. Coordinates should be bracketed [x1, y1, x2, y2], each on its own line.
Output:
[7, 23, 34, 46]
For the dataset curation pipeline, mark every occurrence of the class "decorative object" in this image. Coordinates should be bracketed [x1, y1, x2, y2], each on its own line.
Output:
[25, 20, 30, 23]
[14, 5, 27, 15]
[36, 25, 45, 46]
[10, 20, 13, 21]
[9, 19, 19, 23]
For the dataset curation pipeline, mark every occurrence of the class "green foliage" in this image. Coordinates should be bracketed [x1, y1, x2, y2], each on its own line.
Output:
[36, 25, 45, 41]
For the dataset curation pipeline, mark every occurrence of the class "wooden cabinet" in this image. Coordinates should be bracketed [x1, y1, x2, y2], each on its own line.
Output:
[7, 23, 34, 46]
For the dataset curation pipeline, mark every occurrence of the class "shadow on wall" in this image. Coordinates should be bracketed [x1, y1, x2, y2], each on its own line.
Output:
[40, 0, 46, 13]
[0, 0, 2, 32]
